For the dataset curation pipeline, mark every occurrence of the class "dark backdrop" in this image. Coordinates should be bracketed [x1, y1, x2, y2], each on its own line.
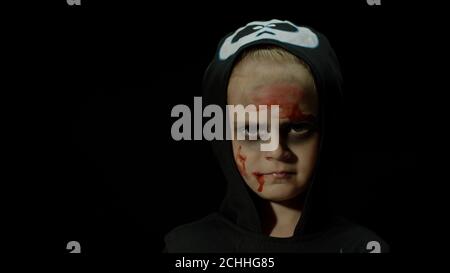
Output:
[13, 0, 429, 256]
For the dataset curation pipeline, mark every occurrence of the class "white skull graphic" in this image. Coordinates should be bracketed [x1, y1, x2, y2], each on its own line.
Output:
[219, 19, 319, 60]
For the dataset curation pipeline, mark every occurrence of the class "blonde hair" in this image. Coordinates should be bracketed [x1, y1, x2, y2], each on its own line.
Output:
[232, 45, 316, 91]
[235, 45, 312, 73]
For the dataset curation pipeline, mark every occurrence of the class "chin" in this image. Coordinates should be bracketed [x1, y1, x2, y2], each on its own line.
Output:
[256, 184, 305, 202]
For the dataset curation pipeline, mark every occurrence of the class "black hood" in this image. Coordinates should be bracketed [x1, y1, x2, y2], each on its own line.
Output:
[202, 19, 344, 237]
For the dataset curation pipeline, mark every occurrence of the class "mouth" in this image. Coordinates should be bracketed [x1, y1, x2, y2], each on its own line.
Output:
[270, 171, 296, 178]
[251, 170, 297, 192]
[255, 171, 297, 179]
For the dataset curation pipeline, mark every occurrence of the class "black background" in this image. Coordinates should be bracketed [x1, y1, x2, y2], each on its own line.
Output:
[7, 0, 438, 260]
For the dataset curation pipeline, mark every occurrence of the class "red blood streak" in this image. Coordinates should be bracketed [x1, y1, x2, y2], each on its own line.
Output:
[251, 84, 316, 122]
[236, 145, 247, 177]
[252, 172, 265, 192]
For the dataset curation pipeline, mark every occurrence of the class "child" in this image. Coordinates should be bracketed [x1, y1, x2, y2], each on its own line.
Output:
[164, 19, 388, 253]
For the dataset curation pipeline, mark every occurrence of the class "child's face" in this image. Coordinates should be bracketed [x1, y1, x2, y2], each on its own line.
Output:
[228, 57, 319, 202]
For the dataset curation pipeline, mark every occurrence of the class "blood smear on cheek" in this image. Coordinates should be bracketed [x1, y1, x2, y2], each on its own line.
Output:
[236, 145, 247, 177]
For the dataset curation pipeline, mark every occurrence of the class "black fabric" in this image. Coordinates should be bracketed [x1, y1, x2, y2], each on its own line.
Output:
[165, 19, 388, 253]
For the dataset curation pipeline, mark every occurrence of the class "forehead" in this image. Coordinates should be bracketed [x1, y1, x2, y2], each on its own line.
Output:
[227, 58, 318, 113]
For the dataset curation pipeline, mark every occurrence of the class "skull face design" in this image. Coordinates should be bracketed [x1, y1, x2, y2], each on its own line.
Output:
[219, 19, 319, 60]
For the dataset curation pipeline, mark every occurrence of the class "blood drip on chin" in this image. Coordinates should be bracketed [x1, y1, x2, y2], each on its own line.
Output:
[252, 172, 265, 192]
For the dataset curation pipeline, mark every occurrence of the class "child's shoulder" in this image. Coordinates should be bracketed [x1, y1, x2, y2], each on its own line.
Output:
[165, 213, 225, 239]
[324, 217, 390, 253]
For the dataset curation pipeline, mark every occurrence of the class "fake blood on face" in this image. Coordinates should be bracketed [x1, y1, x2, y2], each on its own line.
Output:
[236, 145, 247, 177]
[251, 84, 315, 122]
[252, 172, 265, 192]
[237, 146, 264, 192]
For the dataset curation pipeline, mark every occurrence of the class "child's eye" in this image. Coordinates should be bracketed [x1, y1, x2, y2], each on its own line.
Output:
[244, 128, 259, 139]
[237, 125, 268, 140]
[237, 126, 258, 140]
[290, 122, 315, 136]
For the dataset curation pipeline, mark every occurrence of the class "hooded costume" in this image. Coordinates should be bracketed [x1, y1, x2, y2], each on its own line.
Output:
[164, 19, 389, 253]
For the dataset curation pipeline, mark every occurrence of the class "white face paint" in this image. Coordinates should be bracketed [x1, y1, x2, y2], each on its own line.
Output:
[219, 19, 319, 60]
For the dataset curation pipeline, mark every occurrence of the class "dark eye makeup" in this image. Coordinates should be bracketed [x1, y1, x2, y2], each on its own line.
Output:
[289, 122, 317, 136]
[236, 121, 317, 141]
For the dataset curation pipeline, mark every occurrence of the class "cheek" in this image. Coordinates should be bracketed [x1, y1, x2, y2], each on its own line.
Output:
[233, 143, 247, 178]
[290, 134, 320, 171]
[233, 142, 263, 177]
[234, 145, 266, 192]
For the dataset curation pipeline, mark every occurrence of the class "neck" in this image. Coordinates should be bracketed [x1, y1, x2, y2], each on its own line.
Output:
[259, 195, 304, 238]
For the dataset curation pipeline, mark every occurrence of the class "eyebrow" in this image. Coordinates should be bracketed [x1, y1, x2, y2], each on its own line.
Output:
[233, 116, 317, 128]
[289, 113, 317, 123]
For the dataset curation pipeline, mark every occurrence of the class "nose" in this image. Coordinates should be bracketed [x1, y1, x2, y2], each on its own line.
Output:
[264, 141, 297, 163]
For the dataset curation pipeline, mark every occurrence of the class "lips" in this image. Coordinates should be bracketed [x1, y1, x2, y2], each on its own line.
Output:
[270, 172, 296, 178]
[256, 171, 297, 178]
